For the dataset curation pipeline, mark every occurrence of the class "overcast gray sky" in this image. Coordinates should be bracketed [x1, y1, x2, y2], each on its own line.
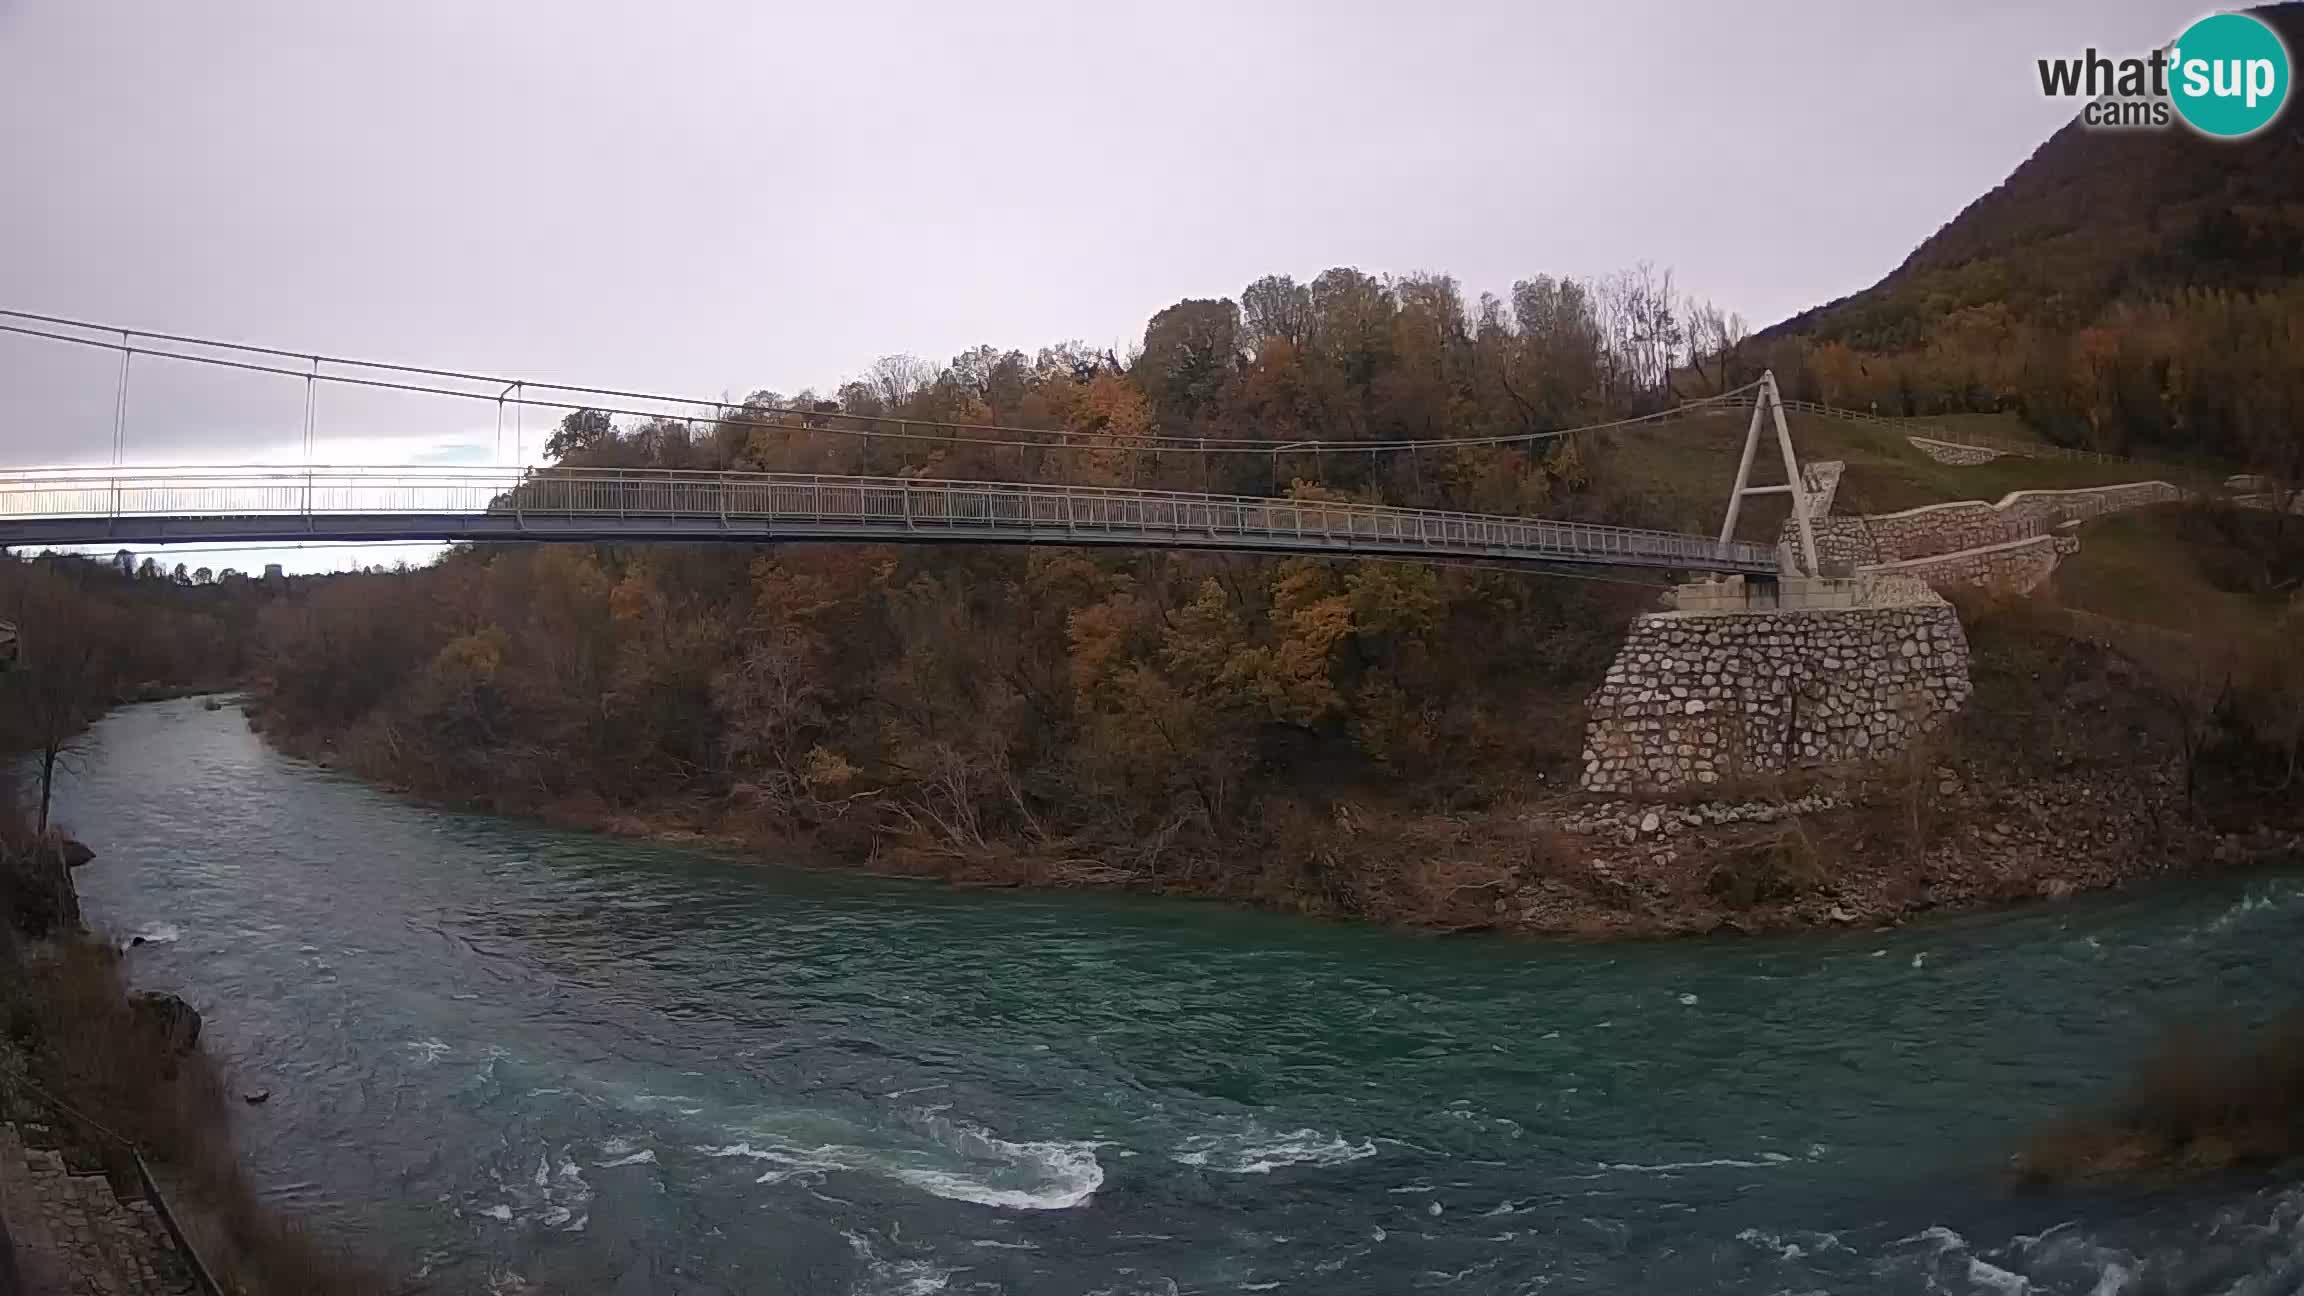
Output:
[0, 0, 2203, 568]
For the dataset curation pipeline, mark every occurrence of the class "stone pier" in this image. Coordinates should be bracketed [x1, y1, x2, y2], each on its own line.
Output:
[1579, 576, 1972, 796]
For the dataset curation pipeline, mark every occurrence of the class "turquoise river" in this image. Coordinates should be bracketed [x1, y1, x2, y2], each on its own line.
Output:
[50, 700, 2304, 1294]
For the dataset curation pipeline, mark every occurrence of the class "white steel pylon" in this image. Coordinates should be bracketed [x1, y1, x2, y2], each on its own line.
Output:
[1717, 370, 1820, 575]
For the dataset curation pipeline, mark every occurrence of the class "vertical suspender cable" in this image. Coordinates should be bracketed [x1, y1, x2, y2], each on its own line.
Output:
[111, 331, 132, 519]
[497, 381, 518, 470]
[304, 356, 319, 521]
[112, 333, 132, 465]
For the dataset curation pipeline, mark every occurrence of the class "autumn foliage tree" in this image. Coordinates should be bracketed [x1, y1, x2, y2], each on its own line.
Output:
[245, 250, 2304, 916]
[244, 262, 1724, 911]
[0, 553, 255, 833]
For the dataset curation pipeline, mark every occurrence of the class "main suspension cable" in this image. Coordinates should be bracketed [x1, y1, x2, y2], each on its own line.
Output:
[0, 309, 1761, 458]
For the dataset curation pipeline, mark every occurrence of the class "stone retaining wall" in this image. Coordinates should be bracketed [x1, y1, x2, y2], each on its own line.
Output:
[1858, 532, 2080, 594]
[1998, 481, 2186, 527]
[1909, 437, 2006, 465]
[2237, 491, 2304, 515]
[1779, 481, 2187, 564]
[1580, 599, 1972, 795]
[1800, 517, 1887, 568]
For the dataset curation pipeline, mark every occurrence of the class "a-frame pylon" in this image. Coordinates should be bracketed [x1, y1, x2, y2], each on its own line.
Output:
[1717, 370, 1819, 575]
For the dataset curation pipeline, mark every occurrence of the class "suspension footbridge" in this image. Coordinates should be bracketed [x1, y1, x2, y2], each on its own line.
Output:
[0, 311, 1808, 577]
[0, 467, 1778, 573]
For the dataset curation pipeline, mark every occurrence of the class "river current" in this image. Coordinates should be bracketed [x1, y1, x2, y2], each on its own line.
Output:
[46, 699, 2304, 1294]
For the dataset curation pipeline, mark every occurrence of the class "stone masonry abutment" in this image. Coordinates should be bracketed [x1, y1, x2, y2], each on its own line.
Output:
[1579, 582, 1971, 796]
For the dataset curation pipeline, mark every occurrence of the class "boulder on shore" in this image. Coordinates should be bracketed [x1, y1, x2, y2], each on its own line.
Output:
[130, 991, 203, 1054]
[56, 839, 95, 870]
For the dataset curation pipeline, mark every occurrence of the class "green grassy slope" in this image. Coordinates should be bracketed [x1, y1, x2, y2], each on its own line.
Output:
[1583, 411, 2194, 542]
[2052, 505, 2304, 635]
[1900, 411, 2047, 447]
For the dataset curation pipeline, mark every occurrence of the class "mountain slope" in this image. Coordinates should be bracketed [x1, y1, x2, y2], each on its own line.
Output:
[1766, 1, 2304, 352]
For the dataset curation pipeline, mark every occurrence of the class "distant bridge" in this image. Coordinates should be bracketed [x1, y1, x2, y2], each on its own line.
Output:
[0, 467, 1779, 574]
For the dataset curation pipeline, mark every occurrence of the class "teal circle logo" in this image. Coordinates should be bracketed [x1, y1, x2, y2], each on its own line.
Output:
[2169, 12, 2291, 138]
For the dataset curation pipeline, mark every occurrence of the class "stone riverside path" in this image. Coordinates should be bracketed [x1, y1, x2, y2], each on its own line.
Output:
[0, 1122, 197, 1295]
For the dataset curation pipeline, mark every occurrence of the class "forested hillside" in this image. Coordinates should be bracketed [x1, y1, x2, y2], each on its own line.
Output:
[1755, 1, 2304, 471]
[1, 556, 260, 831]
[254, 264, 1739, 920]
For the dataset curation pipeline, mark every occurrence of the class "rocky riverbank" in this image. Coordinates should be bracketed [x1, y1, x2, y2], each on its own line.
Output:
[0, 805, 378, 1294]
[1510, 768, 2302, 938]
[235, 572, 2304, 942]
[246, 696, 2303, 942]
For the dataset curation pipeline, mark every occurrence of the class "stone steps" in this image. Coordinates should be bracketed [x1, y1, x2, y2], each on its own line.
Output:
[0, 1121, 198, 1295]
[0, 1121, 72, 1293]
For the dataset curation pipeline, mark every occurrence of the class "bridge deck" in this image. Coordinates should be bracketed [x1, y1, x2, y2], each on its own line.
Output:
[0, 468, 1778, 574]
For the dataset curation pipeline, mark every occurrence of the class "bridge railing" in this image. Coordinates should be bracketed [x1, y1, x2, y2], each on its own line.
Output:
[0, 466, 1778, 571]
[0, 469, 506, 520]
